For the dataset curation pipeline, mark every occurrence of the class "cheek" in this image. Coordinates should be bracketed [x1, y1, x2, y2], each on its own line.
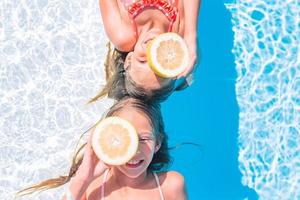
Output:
[139, 142, 156, 155]
[158, 77, 172, 87]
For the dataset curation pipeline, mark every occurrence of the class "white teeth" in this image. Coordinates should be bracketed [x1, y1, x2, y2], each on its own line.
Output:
[127, 160, 141, 165]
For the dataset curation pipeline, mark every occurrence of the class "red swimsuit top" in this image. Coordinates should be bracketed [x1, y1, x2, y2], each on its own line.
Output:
[121, 0, 178, 38]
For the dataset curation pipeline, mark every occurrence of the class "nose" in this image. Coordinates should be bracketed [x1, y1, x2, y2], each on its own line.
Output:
[134, 39, 154, 62]
[134, 46, 147, 62]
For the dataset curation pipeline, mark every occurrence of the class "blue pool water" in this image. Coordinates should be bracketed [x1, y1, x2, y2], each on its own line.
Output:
[1, 0, 299, 199]
[163, 0, 299, 199]
[163, 0, 258, 199]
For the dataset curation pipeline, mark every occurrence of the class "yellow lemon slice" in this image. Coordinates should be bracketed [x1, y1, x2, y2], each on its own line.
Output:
[92, 117, 138, 165]
[147, 33, 189, 78]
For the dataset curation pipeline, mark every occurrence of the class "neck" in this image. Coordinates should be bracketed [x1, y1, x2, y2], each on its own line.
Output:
[138, 21, 168, 37]
[111, 168, 151, 189]
[135, 9, 170, 37]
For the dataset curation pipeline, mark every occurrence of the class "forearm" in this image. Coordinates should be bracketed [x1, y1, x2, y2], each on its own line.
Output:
[98, 0, 135, 51]
[62, 176, 90, 200]
[99, 0, 122, 29]
[183, 0, 201, 40]
[99, 1, 121, 20]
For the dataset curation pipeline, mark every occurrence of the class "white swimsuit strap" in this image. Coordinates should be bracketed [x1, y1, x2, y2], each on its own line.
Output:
[101, 169, 110, 200]
[153, 172, 165, 200]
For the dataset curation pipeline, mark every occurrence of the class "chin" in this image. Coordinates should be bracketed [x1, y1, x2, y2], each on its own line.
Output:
[118, 164, 149, 179]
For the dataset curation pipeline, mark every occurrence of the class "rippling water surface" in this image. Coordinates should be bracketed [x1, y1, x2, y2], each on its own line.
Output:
[0, 1, 112, 199]
[227, 0, 300, 199]
[1, 0, 299, 199]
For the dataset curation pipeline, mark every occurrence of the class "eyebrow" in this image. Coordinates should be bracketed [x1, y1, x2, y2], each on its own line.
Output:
[138, 132, 153, 137]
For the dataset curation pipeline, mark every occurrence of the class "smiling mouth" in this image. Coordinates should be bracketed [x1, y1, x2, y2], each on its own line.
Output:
[125, 160, 144, 168]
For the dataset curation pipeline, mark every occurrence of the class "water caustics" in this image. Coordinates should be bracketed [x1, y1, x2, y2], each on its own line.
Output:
[0, 1, 112, 199]
[227, 0, 300, 199]
[1, 0, 300, 199]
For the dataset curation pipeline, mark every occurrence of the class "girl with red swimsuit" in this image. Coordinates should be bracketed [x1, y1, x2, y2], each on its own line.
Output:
[91, 0, 201, 102]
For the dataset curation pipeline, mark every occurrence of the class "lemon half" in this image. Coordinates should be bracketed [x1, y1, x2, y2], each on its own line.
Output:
[147, 33, 189, 78]
[92, 117, 138, 165]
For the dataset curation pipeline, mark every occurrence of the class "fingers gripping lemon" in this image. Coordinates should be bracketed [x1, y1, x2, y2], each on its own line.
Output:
[92, 117, 139, 166]
[147, 33, 189, 78]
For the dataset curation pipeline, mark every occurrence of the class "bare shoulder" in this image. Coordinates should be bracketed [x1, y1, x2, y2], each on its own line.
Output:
[157, 171, 187, 200]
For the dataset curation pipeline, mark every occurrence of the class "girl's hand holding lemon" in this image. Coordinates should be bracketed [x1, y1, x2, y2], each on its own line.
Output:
[74, 132, 110, 184]
[179, 37, 197, 78]
[69, 116, 138, 199]
[68, 128, 110, 200]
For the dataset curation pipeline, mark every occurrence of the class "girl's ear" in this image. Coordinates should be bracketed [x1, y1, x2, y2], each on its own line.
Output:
[155, 142, 161, 153]
[124, 52, 133, 70]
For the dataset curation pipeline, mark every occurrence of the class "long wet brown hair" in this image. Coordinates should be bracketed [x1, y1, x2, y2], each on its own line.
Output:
[16, 97, 171, 197]
[89, 43, 176, 103]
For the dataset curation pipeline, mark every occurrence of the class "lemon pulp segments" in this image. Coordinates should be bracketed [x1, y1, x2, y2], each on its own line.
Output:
[98, 124, 131, 159]
[147, 33, 189, 78]
[92, 117, 138, 165]
[156, 40, 184, 70]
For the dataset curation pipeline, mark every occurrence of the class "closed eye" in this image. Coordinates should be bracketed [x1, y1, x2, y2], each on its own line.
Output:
[139, 138, 150, 141]
[139, 137, 154, 142]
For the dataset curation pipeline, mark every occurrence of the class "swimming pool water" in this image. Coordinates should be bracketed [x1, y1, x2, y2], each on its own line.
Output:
[0, 0, 299, 199]
[227, 0, 300, 199]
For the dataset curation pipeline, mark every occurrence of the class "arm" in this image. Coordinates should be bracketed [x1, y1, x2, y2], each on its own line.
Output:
[64, 178, 90, 200]
[183, 0, 200, 42]
[173, 172, 188, 200]
[165, 171, 188, 200]
[61, 178, 89, 200]
[179, 0, 201, 77]
[98, 0, 136, 51]
[62, 130, 110, 200]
